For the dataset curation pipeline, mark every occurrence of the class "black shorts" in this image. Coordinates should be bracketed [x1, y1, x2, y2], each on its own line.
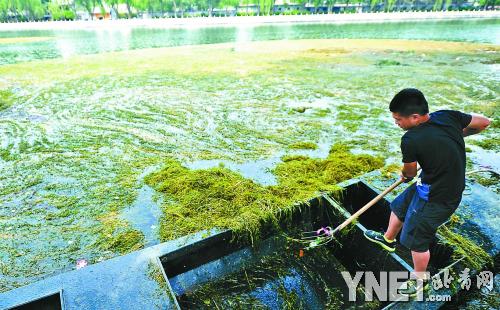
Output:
[390, 183, 461, 252]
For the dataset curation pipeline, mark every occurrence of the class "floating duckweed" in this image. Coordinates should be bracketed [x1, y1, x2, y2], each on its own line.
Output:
[288, 141, 318, 150]
[145, 144, 384, 244]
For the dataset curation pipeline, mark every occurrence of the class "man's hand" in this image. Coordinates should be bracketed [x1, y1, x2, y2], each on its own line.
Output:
[463, 114, 491, 137]
[401, 162, 418, 183]
[399, 172, 413, 183]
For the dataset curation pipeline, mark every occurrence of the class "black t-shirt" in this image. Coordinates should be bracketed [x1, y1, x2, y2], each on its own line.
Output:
[401, 110, 472, 203]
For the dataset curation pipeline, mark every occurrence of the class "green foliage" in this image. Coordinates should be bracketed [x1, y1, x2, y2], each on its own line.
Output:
[1, 0, 45, 21]
[236, 11, 256, 16]
[48, 3, 63, 20]
[433, 0, 443, 10]
[76, 0, 100, 17]
[0, 0, 488, 22]
[48, 3, 75, 20]
[64, 9, 76, 20]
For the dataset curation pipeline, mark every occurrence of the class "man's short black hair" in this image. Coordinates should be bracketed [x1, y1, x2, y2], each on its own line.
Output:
[389, 88, 429, 116]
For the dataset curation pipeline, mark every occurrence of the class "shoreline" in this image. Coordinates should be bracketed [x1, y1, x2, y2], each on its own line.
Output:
[0, 10, 498, 31]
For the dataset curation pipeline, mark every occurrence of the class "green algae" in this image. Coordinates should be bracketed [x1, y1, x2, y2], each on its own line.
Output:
[147, 260, 169, 293]
[147, 260, 179, 307]
[177, 240, 348, 309]
[100, 229, 145, 255]
[379, 163, 402, 179]
[473, 172, 499, 189]
[0, 89, 14, 111]
[375, 59, 405, 66]
[0, 38, 498, 292]
[288, 141, 318, 150]
[275, 144, 384, 197]
[145, 144, 383, 244]
[437, 225, 493, 271]
[471, 137, 499, 151]
[176, 230, 382, 309]
[145, 160, 287, 243]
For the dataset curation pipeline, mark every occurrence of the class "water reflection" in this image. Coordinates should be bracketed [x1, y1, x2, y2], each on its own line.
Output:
[0, 19, 498, 65]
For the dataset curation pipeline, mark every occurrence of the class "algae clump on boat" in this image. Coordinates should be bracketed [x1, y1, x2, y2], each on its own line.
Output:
[145, 143, 384, 244]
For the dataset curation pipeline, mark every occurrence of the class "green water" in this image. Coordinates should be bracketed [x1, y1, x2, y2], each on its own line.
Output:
[0, 20, 498, 293]
[0, 18, 499, 65]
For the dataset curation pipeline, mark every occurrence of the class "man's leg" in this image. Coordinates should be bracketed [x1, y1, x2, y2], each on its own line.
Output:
[412, 250, 430, 279]
[363, 211, 402, 252]
[397, 250, 431, 296]
[384, 211, 403, 241]
[364, 184, 416, 252]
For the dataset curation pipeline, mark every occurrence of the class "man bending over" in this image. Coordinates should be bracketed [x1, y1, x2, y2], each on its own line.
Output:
[364, 88, 490, 296]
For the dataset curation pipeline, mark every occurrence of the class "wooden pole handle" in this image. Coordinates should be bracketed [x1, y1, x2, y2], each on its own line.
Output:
[333, 178, 404, 234]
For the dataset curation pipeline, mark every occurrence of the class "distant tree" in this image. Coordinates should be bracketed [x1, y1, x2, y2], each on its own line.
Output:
[119, 0, 147, 17]
[19, 0, 45, 20]
[207, 0, 221, 16]
[479, 0, 499, 9]
[326, 0, 338, 13]
[218, 0, 238, 15]
[48, 0, 64, 19]
[0, 0, 9, 21]
[77, 0, 101, 19]
[107, 0, 119, 16]
[387, 0, 396, 10]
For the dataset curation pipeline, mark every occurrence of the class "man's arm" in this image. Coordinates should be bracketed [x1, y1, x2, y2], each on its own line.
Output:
[401, 162, 418, 182]
[463, 114, 491, 137]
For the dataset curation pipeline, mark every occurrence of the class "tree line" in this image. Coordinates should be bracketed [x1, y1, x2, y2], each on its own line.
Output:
[0, 0, 497, 22]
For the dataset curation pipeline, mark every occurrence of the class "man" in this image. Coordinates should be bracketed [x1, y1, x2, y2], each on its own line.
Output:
[364, 88, 490, 296]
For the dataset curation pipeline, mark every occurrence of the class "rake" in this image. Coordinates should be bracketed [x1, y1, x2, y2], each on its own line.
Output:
[299, 175, 409, 250]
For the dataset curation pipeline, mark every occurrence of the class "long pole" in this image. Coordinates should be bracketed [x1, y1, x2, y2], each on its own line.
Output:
[331, 177, 404, 234]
